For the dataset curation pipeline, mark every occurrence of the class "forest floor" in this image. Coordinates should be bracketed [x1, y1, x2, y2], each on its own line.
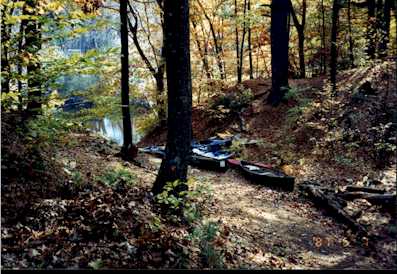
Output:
[2, 59, 396, 269]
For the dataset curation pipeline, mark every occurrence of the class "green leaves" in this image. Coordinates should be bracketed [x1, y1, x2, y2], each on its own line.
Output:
[96, 166, 137, 187]
[88, 259, 103, 270]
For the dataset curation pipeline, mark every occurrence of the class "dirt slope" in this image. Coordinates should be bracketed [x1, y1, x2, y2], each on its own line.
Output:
[2, 60, 396, 269]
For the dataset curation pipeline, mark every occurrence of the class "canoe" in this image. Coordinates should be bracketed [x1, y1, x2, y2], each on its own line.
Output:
[140, 145, 233, 171]
[190, 149, 234, 171]
[227, 159, 273, 169]
[192, 137, 233, 152]
[227, 159, 295, 191]
[141, 136, 234, 171]
[139, 146, 165, 158]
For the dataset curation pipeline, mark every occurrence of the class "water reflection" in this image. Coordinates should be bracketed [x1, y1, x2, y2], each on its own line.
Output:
[90, 117, 142, 146]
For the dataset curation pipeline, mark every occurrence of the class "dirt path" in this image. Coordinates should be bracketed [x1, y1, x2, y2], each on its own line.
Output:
[53, 136, 395, 270]
[187, 167, 389, 269]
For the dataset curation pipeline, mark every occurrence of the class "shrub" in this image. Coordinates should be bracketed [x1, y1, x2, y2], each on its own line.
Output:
[209, 86, 253, 114]
[155, 178, 212, 224]
[26, 113, 84, 146]
[188, 221, 224, 269]
[96, 166, 136, 187]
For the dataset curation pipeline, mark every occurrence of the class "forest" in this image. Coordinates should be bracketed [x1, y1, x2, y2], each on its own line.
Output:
[1, 0, 396, 270]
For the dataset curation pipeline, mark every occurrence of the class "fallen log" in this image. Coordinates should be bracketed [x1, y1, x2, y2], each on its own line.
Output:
[299, 183, 368, 237]
[345, 185, 386, 194]
[338, 192, 396, 206]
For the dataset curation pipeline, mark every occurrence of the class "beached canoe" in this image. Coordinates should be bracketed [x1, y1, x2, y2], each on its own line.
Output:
[139, 146, 166, 158]
[196, 137, 232, 152]
[190, 148, 234, 171]
[140, 145, 233, 171]
[227, 159, 295, 191]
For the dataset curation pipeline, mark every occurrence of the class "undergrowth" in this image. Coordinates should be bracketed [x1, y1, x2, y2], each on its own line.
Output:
[154, 178, 224, 268]
[96, 165, 137, 187]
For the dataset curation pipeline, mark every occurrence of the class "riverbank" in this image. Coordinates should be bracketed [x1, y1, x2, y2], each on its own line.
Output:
[2, 60, 396, 269]
[1, 113, 396, 269]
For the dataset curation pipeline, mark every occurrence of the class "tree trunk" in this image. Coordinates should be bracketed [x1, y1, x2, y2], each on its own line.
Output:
[197, 0, 225, 80]
[321, 0, 326, 74]
[248, 0, 253, 79]
[191, 19, 211, 80]
[25, 0, 42, 116]
[157, 23, 167, 124]
[17, 19, 26, 112]
[235, 0, 240, 83]
[375, 0, 384, 57]
[330, 0, 340, 95]
[290, 0, 306, 79]
[268, 0, 290, 106]
[366, 0, 376, 59]
[153, 0, 192, 195]
[1, 5, 10, 95]
[378, 0, 391, 57]
[298, 31, 305, 78]
[127, 2, 167, 126]
[238, 0, 248, 84]
[347, 0, 355, 67]
[155, 69, 166, 125]
[119, 0, 136, 159]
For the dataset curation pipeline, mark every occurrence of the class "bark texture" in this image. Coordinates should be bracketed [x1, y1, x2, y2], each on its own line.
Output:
[268, 0, 290, 106]
[153, 0, 192, 195]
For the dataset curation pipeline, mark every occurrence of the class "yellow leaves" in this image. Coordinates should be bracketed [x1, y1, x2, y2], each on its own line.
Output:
[47, 90, 65, 109]
[69, 10, 86, 20]
[25, 5, 35, 13]
[44, 1, 65, 14]
[1, 91, 19, 105]
[11, 1, 25, 8]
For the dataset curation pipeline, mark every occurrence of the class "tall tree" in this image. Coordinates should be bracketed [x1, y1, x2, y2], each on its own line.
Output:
[127, 1, 167, 125]
[347, 0, 355, 67]
[290, 0, 307, 78]
[238, 0, 248, 83]
[235, 0, 249, 83]
[235, 0, 240, 83]
[25, 0, 42, 116]
[191, 17, 212, 81]
[196, 0, 225, 80]
[0, 3, 13, 95]
[17, 15, 27, 112]
[268, 0, 290, 106]
[120, 0, 137, 159]
[366, 0, 376, 59]
[247, 0, 254, 79]
[152, 0, 192, 195]
[320, 0, 326, 74]
[330, 0, 340, 94]
[378, 0, 392, 57]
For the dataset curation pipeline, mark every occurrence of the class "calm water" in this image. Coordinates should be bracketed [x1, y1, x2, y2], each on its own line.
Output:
[89, 117, 142, 146]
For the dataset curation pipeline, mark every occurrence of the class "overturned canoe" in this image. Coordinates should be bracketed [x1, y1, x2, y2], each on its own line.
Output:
[139, 146, 165, 158]
[140, 145, 233, 171]
[228, 159, 295, 191]
[190, 149, 234, 171]
[192, 137, 233, 152]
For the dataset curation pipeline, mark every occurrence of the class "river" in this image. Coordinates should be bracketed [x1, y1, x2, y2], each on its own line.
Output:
[89, 117, 142, 146]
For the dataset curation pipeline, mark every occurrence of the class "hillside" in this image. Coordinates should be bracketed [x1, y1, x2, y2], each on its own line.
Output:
[2, 61, 396, 269]
[141, 60, 397, 187]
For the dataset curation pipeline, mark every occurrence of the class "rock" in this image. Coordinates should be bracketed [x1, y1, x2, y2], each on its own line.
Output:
[358, 81, 376, 95]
